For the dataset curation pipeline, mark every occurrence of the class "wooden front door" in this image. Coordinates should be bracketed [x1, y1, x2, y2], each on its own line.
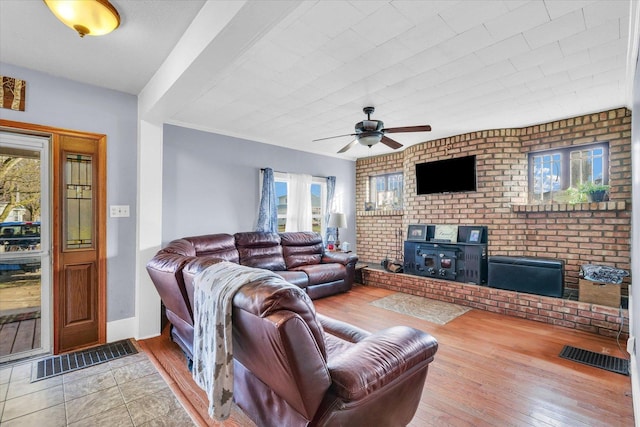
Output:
[0, 120, 107, 354]
[54, 133, 106, 353]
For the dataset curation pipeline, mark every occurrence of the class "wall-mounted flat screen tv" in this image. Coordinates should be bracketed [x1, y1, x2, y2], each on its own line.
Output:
[416, 155, 477, 195]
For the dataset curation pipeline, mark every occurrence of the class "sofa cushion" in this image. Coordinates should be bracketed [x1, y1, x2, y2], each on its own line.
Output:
[280, 231, 324, 269]
[235, 232, 287, 271]
[159, 238, 196, 257]
[184, 233, 239, 262]
[293, 263, 345, 286]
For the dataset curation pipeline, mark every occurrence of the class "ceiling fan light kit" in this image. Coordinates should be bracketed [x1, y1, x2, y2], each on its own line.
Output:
[314, 106, 432, 153]
[44, 0, 121, 38]
[358, 132, 382, 147]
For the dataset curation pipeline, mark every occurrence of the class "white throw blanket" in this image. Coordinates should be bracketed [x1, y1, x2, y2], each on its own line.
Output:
[192, 261, 279, 420]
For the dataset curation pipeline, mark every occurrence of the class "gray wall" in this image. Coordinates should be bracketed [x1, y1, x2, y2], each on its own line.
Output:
[162, 124, 356, 248]
[631, 53, 640, 388]
[0, 62, 138, 322]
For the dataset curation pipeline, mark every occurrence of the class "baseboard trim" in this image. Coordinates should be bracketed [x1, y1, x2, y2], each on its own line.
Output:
[107, 316, 161, 342]
[107, 316, 136, 342]
[628, 292, 638, 425]
[629, 350, 639, 426]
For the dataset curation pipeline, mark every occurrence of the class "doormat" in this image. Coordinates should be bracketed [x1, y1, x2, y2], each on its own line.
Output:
[369, 293, 471, 325]
[31, 339, 138, 382]
[559, 345, 629, 376]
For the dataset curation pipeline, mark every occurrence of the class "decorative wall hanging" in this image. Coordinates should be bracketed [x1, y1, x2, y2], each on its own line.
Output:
[1, 76, 26, 111]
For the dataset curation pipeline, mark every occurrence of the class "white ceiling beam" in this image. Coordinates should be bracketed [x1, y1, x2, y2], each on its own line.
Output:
[138, 0, 301, 123]
[625, 0, 640, 107]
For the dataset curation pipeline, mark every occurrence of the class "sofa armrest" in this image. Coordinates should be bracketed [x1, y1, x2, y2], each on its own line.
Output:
[146, 253, 197, 323]
[326, 326, 438, 401]
[322, 251, 358, 266]
[317, 313, 370, 343]
[182, 256, 227, 309]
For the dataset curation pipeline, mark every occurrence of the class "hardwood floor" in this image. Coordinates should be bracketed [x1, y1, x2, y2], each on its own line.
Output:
[140, 284, 634, 427]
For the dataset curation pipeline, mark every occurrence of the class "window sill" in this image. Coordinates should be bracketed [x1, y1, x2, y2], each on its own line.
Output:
[357, 209, 404, 217]
[512, 201, 626, 213]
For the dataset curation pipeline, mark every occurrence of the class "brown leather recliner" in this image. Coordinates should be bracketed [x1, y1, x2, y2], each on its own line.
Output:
[227, 272, 438, 426]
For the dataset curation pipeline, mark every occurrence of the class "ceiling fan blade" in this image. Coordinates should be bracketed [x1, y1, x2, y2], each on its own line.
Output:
[381, 135, 403, 150]
[312, 133, 356, 142]
[337, 139, 358, 153]
[383, 125, 432, 133]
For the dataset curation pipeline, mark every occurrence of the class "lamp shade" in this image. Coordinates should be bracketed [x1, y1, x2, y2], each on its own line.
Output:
[44, 0, 121, 37]
[358, 132, 382, 147]
[328, 212, 347, 229]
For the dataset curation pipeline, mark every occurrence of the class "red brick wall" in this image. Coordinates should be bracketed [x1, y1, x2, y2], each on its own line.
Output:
[355, 152, 405, 264]
[356, 108, 632, 294]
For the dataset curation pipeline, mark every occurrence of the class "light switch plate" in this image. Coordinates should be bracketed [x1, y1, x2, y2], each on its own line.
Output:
[110, 205, 130, 217]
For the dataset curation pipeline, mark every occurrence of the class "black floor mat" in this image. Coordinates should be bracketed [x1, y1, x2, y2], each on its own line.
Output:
[559, 345, 629, 376]
[32, 339, 138, 382]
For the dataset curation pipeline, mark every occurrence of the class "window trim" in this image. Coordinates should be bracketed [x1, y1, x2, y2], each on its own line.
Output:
[369, 171, 404, 210]
[273, 172, 327, 234]
[527, 142, 609, 203]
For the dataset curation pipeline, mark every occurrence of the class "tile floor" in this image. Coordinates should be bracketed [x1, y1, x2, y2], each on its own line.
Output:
[0, 350, 195, 426]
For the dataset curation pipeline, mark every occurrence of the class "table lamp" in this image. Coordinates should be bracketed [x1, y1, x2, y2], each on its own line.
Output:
[328, 213, 347, 247]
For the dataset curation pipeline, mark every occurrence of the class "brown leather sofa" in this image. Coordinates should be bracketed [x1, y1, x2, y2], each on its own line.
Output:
[148, 242, 439, 426]
[146, 231, 358, 358]
[147, 231, 438, 425]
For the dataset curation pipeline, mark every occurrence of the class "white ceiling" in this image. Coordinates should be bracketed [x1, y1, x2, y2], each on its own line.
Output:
[1, 0, 637, 160]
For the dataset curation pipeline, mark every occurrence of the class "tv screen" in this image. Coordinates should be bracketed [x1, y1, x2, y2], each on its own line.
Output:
[416, 155, 477, 195]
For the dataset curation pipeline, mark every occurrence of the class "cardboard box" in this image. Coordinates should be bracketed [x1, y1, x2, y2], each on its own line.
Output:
[578, 278, 621, 307]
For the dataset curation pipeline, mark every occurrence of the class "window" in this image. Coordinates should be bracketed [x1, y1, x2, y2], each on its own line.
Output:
[369, 172, 403, 210]
[274, 173, 326, 233]
[528, 142, 608, 204]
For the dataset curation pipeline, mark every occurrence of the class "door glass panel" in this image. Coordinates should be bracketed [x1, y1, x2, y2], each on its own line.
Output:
[65, 154, 93, 249]
[0, 137, 48, 361]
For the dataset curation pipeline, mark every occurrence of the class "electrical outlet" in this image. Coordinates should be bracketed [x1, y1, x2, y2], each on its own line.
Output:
[110, 205, 130, 218]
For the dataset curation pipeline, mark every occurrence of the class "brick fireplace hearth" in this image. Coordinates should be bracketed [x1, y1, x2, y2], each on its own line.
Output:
[361, 267, 627, 339]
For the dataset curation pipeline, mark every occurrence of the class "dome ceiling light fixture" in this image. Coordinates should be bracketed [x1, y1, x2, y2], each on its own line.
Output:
[44, 0, 121, 38]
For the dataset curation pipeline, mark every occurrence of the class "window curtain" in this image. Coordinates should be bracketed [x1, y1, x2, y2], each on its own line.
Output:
[325, 176, 336, 243]
[285, 173, 312, 232]
[256, 167, 278, 233]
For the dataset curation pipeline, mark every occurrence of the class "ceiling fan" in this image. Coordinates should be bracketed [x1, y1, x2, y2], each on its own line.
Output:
[313, 106, 432, 153]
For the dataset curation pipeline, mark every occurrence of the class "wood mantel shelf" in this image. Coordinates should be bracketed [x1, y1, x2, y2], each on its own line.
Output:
[512, 200, 626, 213]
